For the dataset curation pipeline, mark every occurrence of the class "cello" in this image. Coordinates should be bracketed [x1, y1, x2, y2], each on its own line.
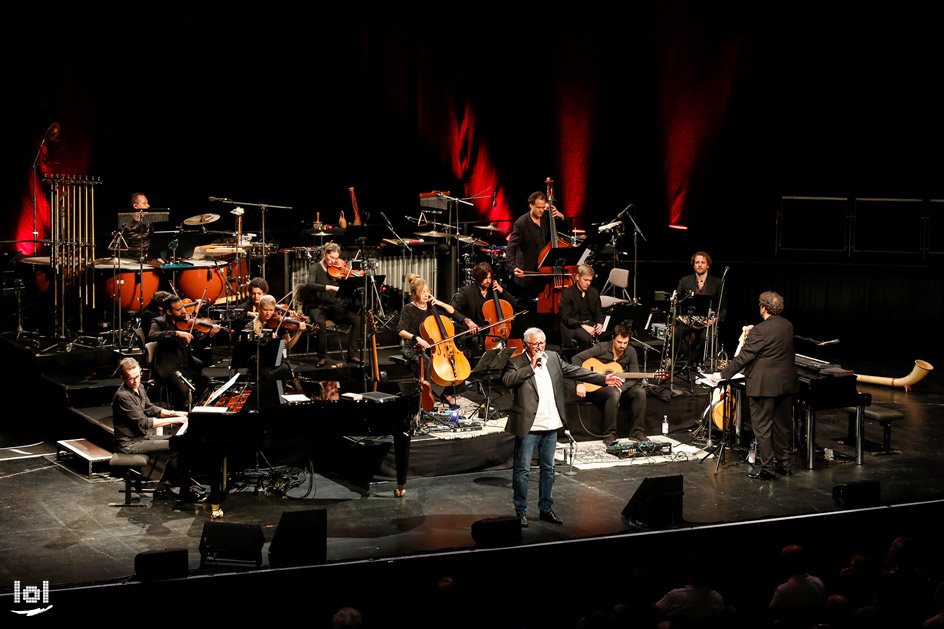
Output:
[482, 286, 524, 357]
[419, 303, 472, 388]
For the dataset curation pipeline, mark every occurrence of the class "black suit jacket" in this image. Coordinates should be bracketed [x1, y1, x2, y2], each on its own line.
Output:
[502, 350, 606, 438]
[147, 315, 208, 380]
[720, 315, 798, 397]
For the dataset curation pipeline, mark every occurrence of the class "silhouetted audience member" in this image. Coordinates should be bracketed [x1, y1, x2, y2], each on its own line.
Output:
[852, 571, 922, 628]
[836, 552, 879, 612]
[923, 582, 944, 629]
[770, 544, 826, 628]
[332, 606, 363, 628]
[655, 556, 725, 627]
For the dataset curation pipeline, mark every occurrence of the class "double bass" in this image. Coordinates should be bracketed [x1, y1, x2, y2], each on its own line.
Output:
[532, 177, 577, 314]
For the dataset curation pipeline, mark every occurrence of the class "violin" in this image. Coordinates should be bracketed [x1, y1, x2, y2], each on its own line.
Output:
[175, 312, 234, 335]
[326, 259, 365, 279]
[275, 304, 310, 324]
[481, 284, 524, 357]
[263, 312, 312, 334]
[419, 302, 472, 387]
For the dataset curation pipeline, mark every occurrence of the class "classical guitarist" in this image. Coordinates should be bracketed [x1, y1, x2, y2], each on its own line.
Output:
[572, 323, 648, 445]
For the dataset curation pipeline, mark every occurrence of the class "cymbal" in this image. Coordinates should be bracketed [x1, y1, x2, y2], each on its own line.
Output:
[456, 236, 489, 246]
[415, 230, 451, 238]
[92, 256, 138, 266]
[183, 213, 220, 226]
[301, 230, 331, 237]
[570, 228, 586, 234]
[474, 224, 508, 233]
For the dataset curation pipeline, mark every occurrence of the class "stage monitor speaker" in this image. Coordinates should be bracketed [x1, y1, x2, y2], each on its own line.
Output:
[833, 480, 881, 508]
[269, 508, 328, 568]
[471, 516, 521, 548]
[199, 522, 265, 568]
[621, 474, 684, 529]
[134, 548, 188, 581]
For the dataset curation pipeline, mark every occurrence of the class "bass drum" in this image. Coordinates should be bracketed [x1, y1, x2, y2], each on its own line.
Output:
[95, 264, 159, 312]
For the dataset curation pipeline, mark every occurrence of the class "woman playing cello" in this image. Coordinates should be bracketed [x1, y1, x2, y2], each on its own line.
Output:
[398, 274, 468, 408]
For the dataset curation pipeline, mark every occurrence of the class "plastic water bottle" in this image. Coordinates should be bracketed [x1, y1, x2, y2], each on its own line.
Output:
[662, 414, 669, 436]
[748, 440, 757, 464]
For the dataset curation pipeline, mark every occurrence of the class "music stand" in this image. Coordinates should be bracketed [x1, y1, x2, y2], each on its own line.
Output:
[469, 347, 516, 423]
[538, 245, 586, 269]
[698, 375, 744, 475]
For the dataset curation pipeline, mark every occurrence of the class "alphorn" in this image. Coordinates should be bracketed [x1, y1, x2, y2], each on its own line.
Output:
[855, 360, 934, 392]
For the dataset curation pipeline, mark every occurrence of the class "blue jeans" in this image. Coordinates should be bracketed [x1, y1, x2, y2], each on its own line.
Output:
[513, 430, 558, 514]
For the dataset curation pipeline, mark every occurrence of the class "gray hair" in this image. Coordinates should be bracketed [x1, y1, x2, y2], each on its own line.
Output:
[523, 327, 545, 343]
[759, 291, 785, 315]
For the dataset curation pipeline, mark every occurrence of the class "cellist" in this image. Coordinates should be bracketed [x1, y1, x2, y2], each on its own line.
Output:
[398, 274, 468, 408]
[505, 191, 566, 299]
[450, 262, 516, 354]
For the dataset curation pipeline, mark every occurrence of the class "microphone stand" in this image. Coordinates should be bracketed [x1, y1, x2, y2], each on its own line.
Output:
[619, 205, 646, 305]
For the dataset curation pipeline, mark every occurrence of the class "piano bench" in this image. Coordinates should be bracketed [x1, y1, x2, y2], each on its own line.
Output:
[844, 406, 903, 455]
[109, 453, 154, 508]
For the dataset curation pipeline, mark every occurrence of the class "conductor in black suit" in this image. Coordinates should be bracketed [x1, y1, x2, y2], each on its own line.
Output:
[503, 327, 623, 527]
[712, 291, 798, 480]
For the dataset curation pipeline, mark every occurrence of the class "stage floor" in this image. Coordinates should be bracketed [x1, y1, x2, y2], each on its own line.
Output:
[0, 341, 941, 591]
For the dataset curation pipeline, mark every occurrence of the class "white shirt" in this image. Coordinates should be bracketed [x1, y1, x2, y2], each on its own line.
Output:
[530, 354, 563, 432]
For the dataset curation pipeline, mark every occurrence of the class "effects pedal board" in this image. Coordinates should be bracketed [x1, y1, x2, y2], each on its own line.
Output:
[606, 439, 673, 459]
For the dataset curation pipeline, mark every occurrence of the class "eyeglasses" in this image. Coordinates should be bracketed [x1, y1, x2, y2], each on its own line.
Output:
[526, 340, 546, 347]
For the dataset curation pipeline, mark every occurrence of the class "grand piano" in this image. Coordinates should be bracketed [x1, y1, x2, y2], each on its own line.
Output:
[793, 353, 871, 469]
[185, 376, 415, 504]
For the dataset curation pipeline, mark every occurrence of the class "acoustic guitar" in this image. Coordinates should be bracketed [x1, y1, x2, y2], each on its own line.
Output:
[581, 357, 669, 392]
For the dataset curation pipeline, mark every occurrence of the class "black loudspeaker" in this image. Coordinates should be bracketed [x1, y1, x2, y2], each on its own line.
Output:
[269, 509, 328, 568]
[833, 480, 881, 508]
[199, 522, 265, 568]
[471, 516, 522, 548]
[134, 548, 189, 581]
[621, 475, 684, 529]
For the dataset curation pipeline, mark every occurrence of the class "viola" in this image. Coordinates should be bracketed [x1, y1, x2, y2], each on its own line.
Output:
[419, 302, 471, 387]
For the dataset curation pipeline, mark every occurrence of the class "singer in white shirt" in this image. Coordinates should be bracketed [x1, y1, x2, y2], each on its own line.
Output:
[502, 328, 623, 527]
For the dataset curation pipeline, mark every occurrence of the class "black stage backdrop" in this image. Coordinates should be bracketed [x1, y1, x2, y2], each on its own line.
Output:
[4, 5, 942, 363]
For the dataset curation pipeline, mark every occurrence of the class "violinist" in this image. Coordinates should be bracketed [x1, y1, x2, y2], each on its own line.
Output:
[148, 295, 221, 407]
[239, 277, 270, 319]
[306, 242, 361, 368]
[249, 295, 307, 381]
[398, 274, 467, 407]
[505, 191, 566, 298]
